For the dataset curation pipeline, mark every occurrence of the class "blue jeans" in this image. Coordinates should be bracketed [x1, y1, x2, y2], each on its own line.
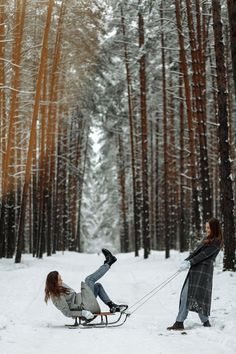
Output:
[85, 264, 111, 305]
[176, 278, 209, 323]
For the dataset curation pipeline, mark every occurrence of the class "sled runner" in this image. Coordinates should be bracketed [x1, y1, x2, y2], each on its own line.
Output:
[66, 306, 129, 329]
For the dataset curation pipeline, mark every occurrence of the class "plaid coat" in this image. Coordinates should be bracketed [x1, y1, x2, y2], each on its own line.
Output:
[182, 239, 221, 316]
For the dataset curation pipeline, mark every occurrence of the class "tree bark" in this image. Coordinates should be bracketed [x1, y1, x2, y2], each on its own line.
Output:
[175, 0, 201, 241]
[121, 3, 139, 256]
[138, 2, 150, 259]
[0, 0, 27, 258]
[15, 0, 55, 263]
[185, 0, 212, 222]
[0, 0, 7, 201]
[227, 0, 236, 97]
[178, 70, 188, 251]
[44, 0, 65, 256]
[117, 135, 129, 252]
[160, 1, 170, 258]
[212, 0, 236, 271]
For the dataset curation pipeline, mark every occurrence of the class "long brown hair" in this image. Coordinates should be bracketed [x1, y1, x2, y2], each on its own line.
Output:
[44, 271, 69, 303]
[204, 217, 224, 247]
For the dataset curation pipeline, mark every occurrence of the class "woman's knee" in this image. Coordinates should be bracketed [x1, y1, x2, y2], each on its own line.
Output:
[93, 282, 102, 297]
[94, 282, 102, 289]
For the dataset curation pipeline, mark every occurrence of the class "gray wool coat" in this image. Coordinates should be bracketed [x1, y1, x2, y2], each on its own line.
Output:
[182, 239, 221, 316]
[51, 281, 101, 318]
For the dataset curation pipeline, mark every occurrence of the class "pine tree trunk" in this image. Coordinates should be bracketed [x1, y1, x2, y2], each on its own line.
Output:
[55, 118, 68, 251]
[149, 120, 155, 249]
[138, 2, 150, 258]
[54, 122, 63, 251]
[227, 0, 236, 97]
[225, 25, 236, 178]
[178, 71, 188, 251]
[6, 0, 19, 257]
[15, 0, 55, 263]
[0, 0, 27, 258]
[121, 4, 139, 256]
[0, 5, 7, 243]
[134, 111, 142, 253]
[155, 112, 160, 249]
[76, 128, 89, 252]
[0, 0, 6, 206]
[168, 58, 178, 248]
[175, 0, 201, 240]
[212, 0, 236, 271]
[52, 79, 65, 252]
[44, 0, 65, 256]
[208, 45, 220, 219]
[185, 0, 212, 222]
[160, 2, 170, 258]
[36, 57, 48, 258]
[67, 114, 83, 251]
[118, 135, 129, 252]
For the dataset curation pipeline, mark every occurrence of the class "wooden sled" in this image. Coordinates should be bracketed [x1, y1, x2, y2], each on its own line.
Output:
[65, 309, 130, 329]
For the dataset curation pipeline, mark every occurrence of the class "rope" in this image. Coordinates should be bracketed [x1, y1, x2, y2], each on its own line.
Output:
[128, 271, 180, 315]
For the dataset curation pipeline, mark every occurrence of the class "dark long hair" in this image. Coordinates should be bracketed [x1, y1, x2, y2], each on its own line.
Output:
[204, 217, 224, 247]
[44, 271, 69, 303]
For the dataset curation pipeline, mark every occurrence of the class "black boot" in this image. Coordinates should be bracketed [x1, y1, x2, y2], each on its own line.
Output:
[102, 248, 117, 266]
[107, 301, 128, 313]
[203, 320, 211, 327]
[167, 321, 184, 330]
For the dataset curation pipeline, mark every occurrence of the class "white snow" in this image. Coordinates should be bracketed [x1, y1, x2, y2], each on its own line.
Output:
[0, 250, 235, 354]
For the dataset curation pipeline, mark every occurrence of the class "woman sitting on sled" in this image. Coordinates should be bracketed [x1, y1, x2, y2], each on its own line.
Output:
[45, 249, 127, 320]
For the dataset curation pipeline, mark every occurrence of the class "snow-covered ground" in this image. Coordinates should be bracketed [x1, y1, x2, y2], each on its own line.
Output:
[0, 250, 235, 354]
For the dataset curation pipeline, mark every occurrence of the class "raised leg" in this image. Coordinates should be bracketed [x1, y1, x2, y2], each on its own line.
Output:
[94, 282, 111, 304]
[85, 264, 111, 304]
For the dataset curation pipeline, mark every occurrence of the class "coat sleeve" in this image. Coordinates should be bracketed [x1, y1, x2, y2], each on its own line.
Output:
[52, 295, 82, 318]
[186, 243, 220, 266]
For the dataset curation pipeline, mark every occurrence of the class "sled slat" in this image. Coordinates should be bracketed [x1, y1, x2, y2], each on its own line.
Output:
[95, 312, 114, 316]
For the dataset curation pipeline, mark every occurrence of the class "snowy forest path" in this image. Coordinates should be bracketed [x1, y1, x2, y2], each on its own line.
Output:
[0, 251, 235, 354]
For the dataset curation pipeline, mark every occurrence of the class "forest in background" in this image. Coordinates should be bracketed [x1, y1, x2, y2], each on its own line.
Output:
[0, 0, 235, 271]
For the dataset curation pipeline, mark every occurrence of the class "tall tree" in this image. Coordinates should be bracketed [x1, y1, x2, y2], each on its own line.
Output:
[43, 0, 66, 256]
[0, 0, 27, 258]
[212, 0, 235, 271]
[175, 0, 201, 242]
[178, 70, 188, 251]
[160, 1, 170, 258]
[121, 3, 140, 256]
[0, 1, 7, 257]
[227, 0, 236, 97]
[138, 1, 150, 258]
[117, 134, 129, 252]
[185, 0, 212, 222]
[15, 0, 55, 263]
